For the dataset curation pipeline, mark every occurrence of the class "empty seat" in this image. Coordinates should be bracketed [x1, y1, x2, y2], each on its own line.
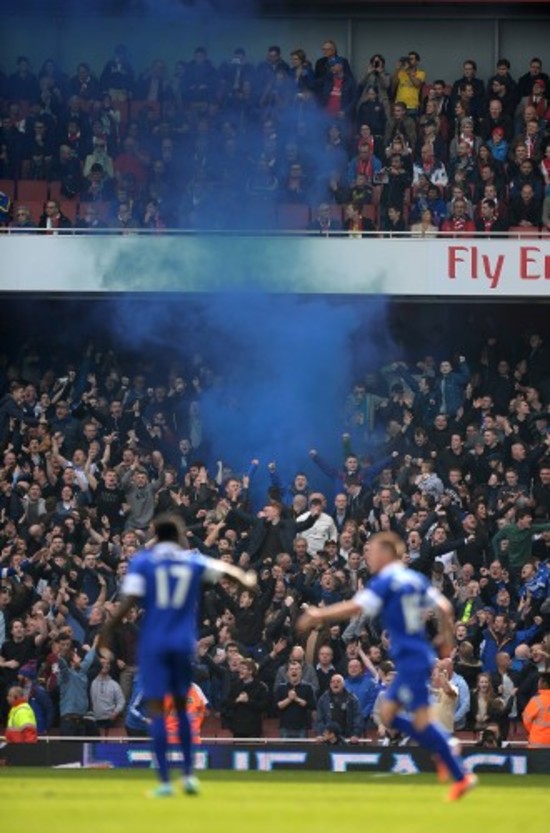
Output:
[17, 180, 48, 203]
[507, 226, 540, 237]
[276, 203, 310, 231]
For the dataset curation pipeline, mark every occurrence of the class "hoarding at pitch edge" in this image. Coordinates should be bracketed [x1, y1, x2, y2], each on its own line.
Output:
[2, 236, 550, 297]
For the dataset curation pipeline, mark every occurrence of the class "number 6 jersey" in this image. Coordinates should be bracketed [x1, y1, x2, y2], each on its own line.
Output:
[354, 562, 441, 670]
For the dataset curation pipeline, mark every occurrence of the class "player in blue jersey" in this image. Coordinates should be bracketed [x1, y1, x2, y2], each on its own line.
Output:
[297, 531, 477, 801]
[99, 513, 256, 797]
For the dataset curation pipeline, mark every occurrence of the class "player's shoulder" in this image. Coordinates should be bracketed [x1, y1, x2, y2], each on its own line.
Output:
[377, 562, 429, 591]
[127, 546, 152, 571]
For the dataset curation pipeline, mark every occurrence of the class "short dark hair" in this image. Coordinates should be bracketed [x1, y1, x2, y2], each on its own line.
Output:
[497, 58, 511, 69]
[153, 513, 187, 543]
[516, 508, 533, 521]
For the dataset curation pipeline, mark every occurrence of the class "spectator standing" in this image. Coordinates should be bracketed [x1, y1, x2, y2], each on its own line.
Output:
[522, 673, 550, 747]
[90, 656, 125, 736]
[275, 660, 316, 738]
[392, 51, 426, 118]
[225, 658, 269, 738]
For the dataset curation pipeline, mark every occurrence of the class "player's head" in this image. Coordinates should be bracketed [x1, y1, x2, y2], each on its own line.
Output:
[153, 513, 188, 545]
[365, 532, 405, 574]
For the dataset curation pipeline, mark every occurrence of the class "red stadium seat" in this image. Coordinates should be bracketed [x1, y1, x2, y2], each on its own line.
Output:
[48, 180, 63, 202]
[276, 203, 310, 231]
[17, 180, 48, 203]
[361, 204, 378, 227]
[507, 226, 540, 237]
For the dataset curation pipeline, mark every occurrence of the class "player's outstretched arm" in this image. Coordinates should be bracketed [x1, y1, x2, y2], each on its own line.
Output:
[296, 599, 363, 635]
[215, 561, 258, 589]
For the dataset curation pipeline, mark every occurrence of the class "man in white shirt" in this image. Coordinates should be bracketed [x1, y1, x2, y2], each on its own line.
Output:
[297, 493, 338, 555]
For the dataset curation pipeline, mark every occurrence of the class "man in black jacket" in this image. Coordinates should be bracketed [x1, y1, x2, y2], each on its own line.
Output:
[0, 383, 39, 448]
[226, 658, 269, 738]
[225, 500, 321, 565]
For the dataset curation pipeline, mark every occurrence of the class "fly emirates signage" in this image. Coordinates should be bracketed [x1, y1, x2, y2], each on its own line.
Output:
[2, 235, 550, 296]
[447, 242, 550, 289]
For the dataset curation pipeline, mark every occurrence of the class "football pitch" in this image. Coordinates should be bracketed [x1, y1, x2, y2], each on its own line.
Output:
[1, 770, 549, 833]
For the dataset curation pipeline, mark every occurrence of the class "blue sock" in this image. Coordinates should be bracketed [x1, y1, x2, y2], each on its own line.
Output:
[391, 714, 421, 741]
[150, 715, 169, 783]
[177, 710, 193, 777]
[416, 723, 465, 782]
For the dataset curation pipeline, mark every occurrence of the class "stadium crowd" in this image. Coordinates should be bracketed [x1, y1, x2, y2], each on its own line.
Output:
[1, 45, 550, 233]
[1, 323, 550, 747]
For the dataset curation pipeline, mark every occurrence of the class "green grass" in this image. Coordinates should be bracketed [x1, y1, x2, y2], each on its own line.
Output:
[1, 770, 549, 833]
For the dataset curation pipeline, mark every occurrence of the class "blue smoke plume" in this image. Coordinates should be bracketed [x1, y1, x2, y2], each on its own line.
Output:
[102, 291, 392, 500]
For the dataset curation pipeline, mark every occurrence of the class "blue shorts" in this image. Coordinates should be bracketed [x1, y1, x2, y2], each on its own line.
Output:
[384, 666, 433, 712]
[140, 648, 192, 702]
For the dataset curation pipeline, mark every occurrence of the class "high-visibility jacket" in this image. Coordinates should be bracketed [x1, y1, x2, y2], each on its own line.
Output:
[164, 684, 208, 745]
[522, 689, 550, 747]
[6, 699, 38, 743]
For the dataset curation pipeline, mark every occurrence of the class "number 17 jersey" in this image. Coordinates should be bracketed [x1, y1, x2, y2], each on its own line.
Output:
[354, 562, 439, 671]
[122, 543, 224, 657]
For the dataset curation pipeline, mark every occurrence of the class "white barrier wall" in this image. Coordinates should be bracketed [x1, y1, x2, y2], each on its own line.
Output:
[2, 236, 550, 296]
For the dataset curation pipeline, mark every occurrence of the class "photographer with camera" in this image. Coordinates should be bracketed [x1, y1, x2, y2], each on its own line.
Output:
[356, 54, 391, 119]
[392, 50, 426, 118]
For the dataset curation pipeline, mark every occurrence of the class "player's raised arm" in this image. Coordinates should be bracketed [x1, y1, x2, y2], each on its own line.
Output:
[296, 599, 363, 634]
[432, 591, 455, 659]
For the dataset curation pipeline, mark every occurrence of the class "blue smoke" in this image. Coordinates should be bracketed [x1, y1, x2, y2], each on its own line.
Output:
[101, 291, 391, 499]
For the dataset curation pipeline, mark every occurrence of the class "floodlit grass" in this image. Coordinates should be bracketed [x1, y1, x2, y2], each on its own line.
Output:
[1, 770, 549, 833]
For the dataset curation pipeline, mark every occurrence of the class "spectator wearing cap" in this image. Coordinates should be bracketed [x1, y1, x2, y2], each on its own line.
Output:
[487, 127, 509, 163]
[18, 661, 54, 734]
